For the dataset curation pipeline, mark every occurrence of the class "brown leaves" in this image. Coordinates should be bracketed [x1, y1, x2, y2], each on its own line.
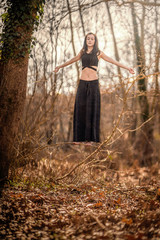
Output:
[156, 188, 160, 200]
[1, 169, 160, 240]
[114, 197, 121, 205]
[9, 193, 24, 199]
[122, 218, 133, 225]
[93, 201, 103, 208]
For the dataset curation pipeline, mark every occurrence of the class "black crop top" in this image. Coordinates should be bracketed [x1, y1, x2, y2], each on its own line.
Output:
[81, 51, 99, 71]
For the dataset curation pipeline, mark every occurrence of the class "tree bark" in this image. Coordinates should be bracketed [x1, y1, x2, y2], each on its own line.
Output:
[0, 0, 45, 191]
[77, 0, 86, 37]
[151, 1, 160, 132]
[66, 0, 80, 85]
[0, 58, 29, 185]
[131, 3, 154, 166]
[105, 2, 125, 100]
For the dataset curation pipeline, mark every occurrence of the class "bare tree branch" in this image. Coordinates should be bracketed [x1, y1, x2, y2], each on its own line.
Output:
[109, 0, 160, 6]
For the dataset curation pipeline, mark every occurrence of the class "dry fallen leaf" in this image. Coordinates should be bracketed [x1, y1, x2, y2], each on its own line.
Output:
[156, 188, 160, 200]
[122, 218, 133, 225]
[93, 201, 103, 208]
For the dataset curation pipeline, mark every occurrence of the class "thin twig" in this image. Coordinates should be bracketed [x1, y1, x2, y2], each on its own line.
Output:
[55, 75, 139, 181]
[89, 213, 106, 230]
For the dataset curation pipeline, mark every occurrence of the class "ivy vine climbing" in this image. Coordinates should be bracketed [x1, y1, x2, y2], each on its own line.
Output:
[0, 0, 45, 63]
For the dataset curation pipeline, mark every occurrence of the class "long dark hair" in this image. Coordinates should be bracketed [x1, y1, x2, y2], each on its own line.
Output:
[81, 32, 100, 56]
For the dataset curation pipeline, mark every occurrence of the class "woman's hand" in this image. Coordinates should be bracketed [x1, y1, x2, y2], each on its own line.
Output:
[54, 66, 60, 73]
[128, 68, 135, 74]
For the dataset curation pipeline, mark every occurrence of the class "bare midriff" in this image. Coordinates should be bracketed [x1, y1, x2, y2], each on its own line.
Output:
[80, 66, 98, 81]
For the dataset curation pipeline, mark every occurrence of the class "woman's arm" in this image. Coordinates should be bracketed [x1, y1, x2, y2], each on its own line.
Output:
[54, 50, 82, 73]
[99, 51, 135, 74]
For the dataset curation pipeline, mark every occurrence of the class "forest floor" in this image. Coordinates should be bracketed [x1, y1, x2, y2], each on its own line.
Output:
[0, 145, 160, 240]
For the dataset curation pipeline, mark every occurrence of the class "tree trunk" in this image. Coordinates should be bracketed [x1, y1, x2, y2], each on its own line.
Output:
[151, 2, 160, 133]
[131, 3, 154, 166]
[105, 2, 125, 100]
[66, 0, 80, 85]
[0, 58, 29, 185]
[0, 0, 45, 191]
[77, 0, 86, 37]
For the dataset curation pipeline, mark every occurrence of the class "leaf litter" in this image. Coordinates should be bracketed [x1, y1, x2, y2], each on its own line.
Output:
[0, 161, 160, 239]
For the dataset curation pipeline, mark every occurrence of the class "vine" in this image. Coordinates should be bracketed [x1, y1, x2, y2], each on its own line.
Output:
[0, 0, 45, 62]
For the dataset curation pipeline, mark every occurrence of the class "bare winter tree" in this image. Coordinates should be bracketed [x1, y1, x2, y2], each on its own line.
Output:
[131, 2, 155, 166]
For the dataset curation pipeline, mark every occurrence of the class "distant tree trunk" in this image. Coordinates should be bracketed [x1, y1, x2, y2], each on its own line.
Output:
[77, 0, 86, 37]
[128, 84, 137, 145]
[155, 46, 160, 134]
[151, 2, 160, 133]
[0, 0, 45, 191]
[131, 3, 154, 166]
[67, 94, 74, 142]
[105, 2, 125, 101]
[66, 0, 80, 85]
[50, 27, 59, 139]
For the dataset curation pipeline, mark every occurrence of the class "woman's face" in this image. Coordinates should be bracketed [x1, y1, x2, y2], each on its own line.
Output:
[86, 34, 95, 48]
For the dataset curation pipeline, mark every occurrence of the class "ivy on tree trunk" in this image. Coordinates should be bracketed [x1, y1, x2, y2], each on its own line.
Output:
[0, 0, 45, 192]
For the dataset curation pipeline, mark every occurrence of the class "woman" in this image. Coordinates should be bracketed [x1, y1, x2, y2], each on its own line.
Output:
[54, 32, 135, 144]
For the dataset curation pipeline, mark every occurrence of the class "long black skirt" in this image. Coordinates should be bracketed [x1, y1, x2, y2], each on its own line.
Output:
[73, 79, 100, 142]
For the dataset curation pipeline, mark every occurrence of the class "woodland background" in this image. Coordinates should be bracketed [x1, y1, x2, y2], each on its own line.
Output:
[0, 0, 160, 239]
[24, 0, 160, 166]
